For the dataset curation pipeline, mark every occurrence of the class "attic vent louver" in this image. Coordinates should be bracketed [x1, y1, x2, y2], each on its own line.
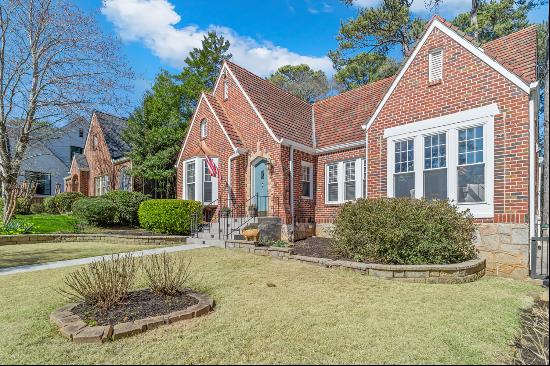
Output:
[429, 49, 443, 82]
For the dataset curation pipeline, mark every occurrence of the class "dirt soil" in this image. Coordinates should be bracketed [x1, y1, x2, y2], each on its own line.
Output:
[73, 289, 199, 326]
[292, 237, 345, 260]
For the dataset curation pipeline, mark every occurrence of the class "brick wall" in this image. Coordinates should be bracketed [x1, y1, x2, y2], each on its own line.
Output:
[366, 27, 531, 224]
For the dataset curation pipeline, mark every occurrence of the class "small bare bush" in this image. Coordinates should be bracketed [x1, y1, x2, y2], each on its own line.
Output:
[59, 254, 138, 309]
[513, 301, 549, 365]
[143, 252, 193, 295]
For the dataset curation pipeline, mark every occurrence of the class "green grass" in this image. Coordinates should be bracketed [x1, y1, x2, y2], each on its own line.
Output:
[0, 241, 172, 269]
[0, 248, 543, 364]
[12, 214, 79, 234]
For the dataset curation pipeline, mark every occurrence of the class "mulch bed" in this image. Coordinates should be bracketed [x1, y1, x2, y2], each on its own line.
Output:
[292, 237, 345, 260]
[73, 289, 199, 326]
[513, 298, 549, 365]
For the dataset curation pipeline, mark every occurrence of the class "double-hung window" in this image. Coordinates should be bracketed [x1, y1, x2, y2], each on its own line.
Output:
[325, 158, 365, 204]
[94, 175, 109, 196]
[203, 159, 213, 203]
[423, 133, 447, 200]
[385, 104, 496, 218]
[185, 161, 195, 200]
[301, 162, 313, 199]
[394, 139, 415, 198]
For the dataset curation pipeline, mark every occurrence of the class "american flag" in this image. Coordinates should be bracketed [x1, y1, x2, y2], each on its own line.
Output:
[205, 155, 218, 178]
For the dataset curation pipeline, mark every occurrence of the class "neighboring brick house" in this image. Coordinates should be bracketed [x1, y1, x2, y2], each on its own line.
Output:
[65, 111, 132, 196]
[176, 16, 541, 278]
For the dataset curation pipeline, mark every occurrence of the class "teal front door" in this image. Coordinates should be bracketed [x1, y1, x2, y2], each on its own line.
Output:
[253, 160, 268, 214]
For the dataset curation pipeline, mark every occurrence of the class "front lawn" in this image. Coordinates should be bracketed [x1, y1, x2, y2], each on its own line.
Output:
[12, 214, 79, 234]
[0, 241, 173, 269]
[0, 248, 543, 364]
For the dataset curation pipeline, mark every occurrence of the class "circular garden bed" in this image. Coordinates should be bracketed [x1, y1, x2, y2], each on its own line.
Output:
[50, 290, 214, 343]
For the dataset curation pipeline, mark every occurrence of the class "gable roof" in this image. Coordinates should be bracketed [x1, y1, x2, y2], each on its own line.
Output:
[364, 16, 537, 132]
[483, 25, 538, 83]
[204, 93, 243, 148]
[73, 153, 89, 170]
[313, 77, 394, 149]
[224, 61, 314, 147]
[94, 111, 130, 160]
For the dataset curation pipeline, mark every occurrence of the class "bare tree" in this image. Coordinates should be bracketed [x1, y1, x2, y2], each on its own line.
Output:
[0, 0, 132, 224]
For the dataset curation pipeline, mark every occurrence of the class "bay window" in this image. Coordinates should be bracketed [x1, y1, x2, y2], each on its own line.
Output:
[325, 158, 365, 204]
[94, 175, 109, 196]
[384, 104, 496, 218]
[183, 157, 218, 203]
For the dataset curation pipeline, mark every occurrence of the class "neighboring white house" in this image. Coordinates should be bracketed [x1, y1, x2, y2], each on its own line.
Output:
[10, 119, 89, 197]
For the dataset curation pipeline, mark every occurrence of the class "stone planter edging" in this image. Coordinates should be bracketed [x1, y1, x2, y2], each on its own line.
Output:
[225, 240, 485, 284]
[0, 234, 188, 246]
[50, 291, 214, 344]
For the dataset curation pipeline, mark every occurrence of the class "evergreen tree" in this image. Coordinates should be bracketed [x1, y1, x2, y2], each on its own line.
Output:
[268, 64, 329, 102]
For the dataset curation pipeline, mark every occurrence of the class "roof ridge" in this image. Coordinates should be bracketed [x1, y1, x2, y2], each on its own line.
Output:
[225, 60, 313, 107]
[94, 110, 127, 121]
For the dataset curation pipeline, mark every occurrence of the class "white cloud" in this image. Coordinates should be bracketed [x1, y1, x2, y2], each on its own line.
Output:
[352, 0, 470, 16]
[102, 0, 333, 76]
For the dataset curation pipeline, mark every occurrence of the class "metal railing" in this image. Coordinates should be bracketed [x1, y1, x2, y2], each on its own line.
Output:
[530, 236, 549, 280]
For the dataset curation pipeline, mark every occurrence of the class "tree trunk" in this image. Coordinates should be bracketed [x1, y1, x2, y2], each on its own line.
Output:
[471, 0, 479, 40]
[2, 178, 17, 224]
[543, 57, 549, 228]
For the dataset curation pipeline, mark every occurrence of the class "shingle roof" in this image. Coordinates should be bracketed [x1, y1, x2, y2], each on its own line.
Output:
[73, 153, 89, 170]
[94, 111, 130, 160]
[483, 25, 538, 83]
[204, 93, 243, 147]
[313, 77, 394, 148]
[225, 61, 314, 147]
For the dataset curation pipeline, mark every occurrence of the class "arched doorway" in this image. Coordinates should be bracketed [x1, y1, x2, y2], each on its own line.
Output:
[252, 159, 268, 215]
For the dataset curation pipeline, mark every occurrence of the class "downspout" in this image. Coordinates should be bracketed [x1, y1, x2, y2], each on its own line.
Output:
[289, 145, 295, 241]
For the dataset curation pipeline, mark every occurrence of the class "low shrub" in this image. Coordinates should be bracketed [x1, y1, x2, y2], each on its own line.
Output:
[143, 252, 193, 295]
[331, 198, 477, 265]
[72, 197, 116, 226]
[0, 221, 35, 235]
[56, 192, 85, 213]
[30, 202, 44, 214]
[43, 196, 56, 214]
[138, 199, 202, 235]
[60, 254, 138, 309]
[15, 197, 32, 215]
[103, 191, 150, 226]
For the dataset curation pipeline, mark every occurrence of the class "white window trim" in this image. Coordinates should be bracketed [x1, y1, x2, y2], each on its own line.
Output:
[301, 161, 313, 199]
[200, 119, 207, 138]
[324, 158, 364, 205]
[386, 111, 494, 218]
[182, 157, 219, 203]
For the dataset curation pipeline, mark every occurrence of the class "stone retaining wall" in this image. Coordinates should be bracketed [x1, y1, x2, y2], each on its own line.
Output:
[225, 240, 486, 284]
[0, 234, 187, 246]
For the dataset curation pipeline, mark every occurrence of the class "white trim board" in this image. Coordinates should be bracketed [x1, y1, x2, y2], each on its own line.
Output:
[364, 18, 530, 132]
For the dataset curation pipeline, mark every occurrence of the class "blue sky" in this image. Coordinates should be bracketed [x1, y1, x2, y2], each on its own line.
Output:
[76, 0, 549, 107]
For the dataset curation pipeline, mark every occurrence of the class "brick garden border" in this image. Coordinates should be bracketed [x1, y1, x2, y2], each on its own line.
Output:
[225, 240, 486, 284]
[0, 234, 188, 246]
[50, 291, 214, 344]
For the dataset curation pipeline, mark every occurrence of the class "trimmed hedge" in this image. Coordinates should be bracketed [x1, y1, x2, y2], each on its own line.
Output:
[104, 191, 150, 226]
[45, 192, 85, 214]
[30, 202, 45, 214]
[72, 198, 116, 226]
[331, 198, 477, 265]
[138, 199, 202, 235]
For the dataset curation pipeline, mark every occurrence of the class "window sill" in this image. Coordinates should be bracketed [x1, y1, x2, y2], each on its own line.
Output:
[301, 196, 313, 200]
[428, 80, 442, 86]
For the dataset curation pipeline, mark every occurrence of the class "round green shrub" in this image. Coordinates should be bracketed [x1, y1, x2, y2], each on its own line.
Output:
[54, 192, 86, 213]
[103, 191, 150, 226]
[30, 202, 45, 214]
[331, 198, 477, 265]
[44, 196, 56, 214]
[72, 198, 116, 226]
[138, 199, 202, 235]
[15, 197, 33, 215]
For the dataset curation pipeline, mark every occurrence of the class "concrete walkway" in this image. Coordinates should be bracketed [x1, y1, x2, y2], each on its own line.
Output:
[0, 243, 212, 276]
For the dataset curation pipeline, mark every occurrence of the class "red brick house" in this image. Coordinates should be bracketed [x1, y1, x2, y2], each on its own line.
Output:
[176, 17, 540, 278]
[65, 111, 132, 196]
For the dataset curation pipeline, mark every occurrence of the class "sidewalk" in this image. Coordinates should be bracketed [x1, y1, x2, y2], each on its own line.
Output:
[0, 243, 212, 276]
